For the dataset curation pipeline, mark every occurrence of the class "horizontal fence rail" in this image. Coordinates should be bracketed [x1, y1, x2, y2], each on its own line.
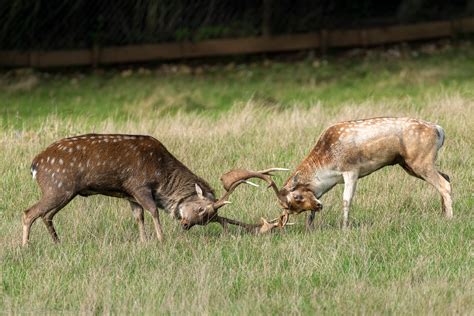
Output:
[1, 18, 474, 68]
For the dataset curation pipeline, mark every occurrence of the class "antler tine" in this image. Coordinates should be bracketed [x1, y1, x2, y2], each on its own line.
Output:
[213, 179, 254, 210]
[257, 168, 290, 175]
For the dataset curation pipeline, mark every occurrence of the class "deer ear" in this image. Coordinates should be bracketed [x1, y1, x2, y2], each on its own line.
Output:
[195, 184, 205, 199]
[290, 172, 300, 190]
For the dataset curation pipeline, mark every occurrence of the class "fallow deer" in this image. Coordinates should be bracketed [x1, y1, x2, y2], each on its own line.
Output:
[22, 134, 286, 245]
[220, 117, 453, 231]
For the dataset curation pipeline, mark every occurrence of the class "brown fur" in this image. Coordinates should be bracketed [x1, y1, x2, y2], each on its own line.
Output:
[278, 117, 453, 229]
[22, 134, 238, 245]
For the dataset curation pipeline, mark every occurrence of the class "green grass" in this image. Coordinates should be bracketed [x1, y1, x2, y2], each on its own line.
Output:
[2, 41, 474, 128]
[1, 42, 473, 314]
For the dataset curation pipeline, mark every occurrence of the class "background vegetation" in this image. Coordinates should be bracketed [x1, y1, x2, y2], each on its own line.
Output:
[1, 0, 472, 49]
[1, 42, 473, 314]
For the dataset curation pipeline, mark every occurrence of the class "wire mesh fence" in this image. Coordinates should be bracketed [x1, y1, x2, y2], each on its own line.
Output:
[1, 0, 473, 50]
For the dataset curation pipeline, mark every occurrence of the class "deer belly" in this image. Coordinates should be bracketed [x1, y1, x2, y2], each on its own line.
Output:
[78, 188, 132, 199]
[357, 160, 394, 178]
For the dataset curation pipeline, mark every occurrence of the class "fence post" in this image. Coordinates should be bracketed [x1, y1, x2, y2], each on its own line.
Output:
[29, 51, 39, 68]
[320, 29, 328, 55]
[91, 44, 100, 68]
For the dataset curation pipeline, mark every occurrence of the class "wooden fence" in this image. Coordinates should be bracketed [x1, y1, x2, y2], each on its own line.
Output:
[1, 17, 474, 68]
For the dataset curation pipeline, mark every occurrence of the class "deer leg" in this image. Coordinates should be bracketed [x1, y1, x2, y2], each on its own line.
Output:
[403, 158, 453, 218]
[132, 190, 164, 242]
[23, 194, 73, 246]
[342, 172, 358, 229]
[305, 210, 316, 231]
[130, 201, 147, 242]
[421, 170, 453, 218]
[41, 207, 64, 243]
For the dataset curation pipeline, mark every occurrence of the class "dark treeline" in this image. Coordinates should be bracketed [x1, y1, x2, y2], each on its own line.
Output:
[0, 0, 472, 50]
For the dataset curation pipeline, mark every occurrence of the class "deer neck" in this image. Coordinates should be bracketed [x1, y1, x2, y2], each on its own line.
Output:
[154, 167, 216, 216]
[289, 155, 339, 199]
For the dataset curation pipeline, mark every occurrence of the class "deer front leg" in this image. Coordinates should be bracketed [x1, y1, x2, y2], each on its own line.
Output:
[130, 201, 147, 242]
[132, 189, 164, 242]
[342, 172, 358, 229]
[306, 210, 316, 231]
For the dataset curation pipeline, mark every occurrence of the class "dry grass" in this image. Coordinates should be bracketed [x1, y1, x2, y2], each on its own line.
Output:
[1, 93, 473, 314]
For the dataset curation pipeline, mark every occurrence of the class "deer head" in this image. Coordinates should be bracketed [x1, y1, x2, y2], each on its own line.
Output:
[216, 168, 322, 233]
[278, 172, 323, 215]
[178, 169, 288, 230]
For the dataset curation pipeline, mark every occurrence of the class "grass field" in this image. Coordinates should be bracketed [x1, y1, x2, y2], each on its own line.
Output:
[1, 42, 473, 314]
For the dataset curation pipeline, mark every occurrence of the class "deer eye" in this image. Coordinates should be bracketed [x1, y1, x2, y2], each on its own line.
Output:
[294, 194, 304, 202]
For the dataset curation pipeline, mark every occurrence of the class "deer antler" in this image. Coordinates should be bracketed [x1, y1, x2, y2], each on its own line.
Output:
[218, 168, 289, 206]
[213, 168, 288, 209]
[213, 213, 293, 234]
[213, 168, 292, 233]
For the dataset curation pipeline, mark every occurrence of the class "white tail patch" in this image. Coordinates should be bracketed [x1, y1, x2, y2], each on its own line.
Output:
[435, 125, 445, 150]
[31, 167, 37, 179]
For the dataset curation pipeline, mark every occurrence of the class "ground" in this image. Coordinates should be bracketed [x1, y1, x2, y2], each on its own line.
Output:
[0, 41, 473, 314]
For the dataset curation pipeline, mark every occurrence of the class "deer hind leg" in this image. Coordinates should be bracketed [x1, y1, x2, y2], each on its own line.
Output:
[342, 172, 358, 229]
[402, 161, 453, 218]
[131, 189, 164, 242]
[130, 201, 147, 242]
[23, 194, 73, 246]
[423, 170, 452, 218]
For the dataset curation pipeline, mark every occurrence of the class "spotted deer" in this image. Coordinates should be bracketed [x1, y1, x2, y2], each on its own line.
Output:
[220, 117, 453, 230]
[22, 134, 285, 246]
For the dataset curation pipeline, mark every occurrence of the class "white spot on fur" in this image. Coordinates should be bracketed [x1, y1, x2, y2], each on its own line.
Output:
[59, 159, 63, 165]
[58, 182, 62, 188]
